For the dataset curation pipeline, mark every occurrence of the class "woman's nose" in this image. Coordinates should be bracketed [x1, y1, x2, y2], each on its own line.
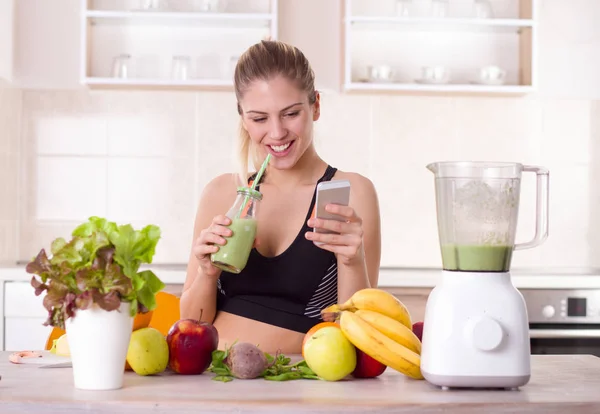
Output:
[269, 119, 287, 140]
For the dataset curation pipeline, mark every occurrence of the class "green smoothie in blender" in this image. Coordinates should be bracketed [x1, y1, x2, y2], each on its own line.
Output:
[441, 244, 513, 272]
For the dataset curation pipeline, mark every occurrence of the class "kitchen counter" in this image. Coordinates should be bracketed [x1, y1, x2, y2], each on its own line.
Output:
[4, 264, 600, 289]
[1, 353, 600, 413]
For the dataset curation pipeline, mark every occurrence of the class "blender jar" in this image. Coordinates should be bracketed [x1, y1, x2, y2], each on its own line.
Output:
[427, 162, 549, 272]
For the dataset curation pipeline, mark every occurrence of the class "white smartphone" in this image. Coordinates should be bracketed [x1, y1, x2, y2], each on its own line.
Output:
[313, 179, 351, 240]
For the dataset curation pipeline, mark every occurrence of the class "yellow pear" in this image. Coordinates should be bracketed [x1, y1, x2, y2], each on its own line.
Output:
[126, 327, 169, 376]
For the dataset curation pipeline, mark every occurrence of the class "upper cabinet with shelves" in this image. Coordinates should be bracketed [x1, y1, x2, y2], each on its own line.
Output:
[81, 0, 278, 89]
[343, 0, 538, 94]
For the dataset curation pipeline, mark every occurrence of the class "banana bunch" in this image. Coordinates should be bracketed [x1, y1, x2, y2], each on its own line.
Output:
[321, 288, 423, 380]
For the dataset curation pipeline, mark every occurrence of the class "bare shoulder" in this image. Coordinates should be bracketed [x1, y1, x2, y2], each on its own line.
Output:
[200, 173, 240, 201]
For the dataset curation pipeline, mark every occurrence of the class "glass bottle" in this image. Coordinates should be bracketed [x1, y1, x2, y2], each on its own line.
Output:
[210, 187, 262, 274]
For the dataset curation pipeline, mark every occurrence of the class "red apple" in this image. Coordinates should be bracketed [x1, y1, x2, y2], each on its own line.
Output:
[351, 348, 387, 378]
[166, 319, 219, 375]
[412, 321, 424, 342]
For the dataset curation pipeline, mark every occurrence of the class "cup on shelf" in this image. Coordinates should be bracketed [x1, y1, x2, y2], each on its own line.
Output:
[395, 0, 412, 17]
[476, 65, 506, 85]
[171, 55, 192, 80]
[473, 0, 494, 18]
[417, 66, 450, 84]
[367, 65, 394, 83]
[141, 0, 170, 11]
[194, 0, 227, 12]
[430, 0, 448, 18]
[111, 54, 132, 79]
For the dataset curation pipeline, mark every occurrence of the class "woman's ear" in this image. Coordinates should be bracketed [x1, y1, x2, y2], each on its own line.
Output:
[313, 91, 321, 121]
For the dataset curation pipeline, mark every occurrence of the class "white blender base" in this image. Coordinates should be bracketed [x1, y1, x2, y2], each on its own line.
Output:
[420, 271, 531, 390]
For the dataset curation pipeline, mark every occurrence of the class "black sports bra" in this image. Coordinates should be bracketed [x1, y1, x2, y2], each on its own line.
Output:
[215, 165, 339, 333]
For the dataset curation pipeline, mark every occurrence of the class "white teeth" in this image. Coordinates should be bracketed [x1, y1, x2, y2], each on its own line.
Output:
[270, 142, 291, 152]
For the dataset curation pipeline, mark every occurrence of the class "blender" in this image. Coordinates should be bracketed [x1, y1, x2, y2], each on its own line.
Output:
[420, 162, 549, 390]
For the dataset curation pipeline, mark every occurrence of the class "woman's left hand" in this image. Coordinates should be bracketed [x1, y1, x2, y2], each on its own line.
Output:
[305, 204, 365, 266]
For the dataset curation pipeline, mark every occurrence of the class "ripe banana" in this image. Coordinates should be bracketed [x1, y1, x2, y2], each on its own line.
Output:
[340, 310, 423, 380]
[355, 309, 422, 355]
[322, 288, 412, 329]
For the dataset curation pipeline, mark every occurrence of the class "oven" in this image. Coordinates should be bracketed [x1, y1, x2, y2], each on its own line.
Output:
[521, 289, 600, 357]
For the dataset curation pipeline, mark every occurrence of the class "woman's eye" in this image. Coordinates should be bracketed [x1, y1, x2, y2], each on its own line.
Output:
[285, 111, 299, 118]
[252, 117, 267, 123]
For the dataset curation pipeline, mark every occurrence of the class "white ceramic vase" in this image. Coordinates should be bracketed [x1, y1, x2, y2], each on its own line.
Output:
[65, 301, 134, 390]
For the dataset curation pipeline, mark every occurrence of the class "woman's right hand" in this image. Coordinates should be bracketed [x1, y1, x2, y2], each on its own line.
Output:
[193, 215, 232, 279]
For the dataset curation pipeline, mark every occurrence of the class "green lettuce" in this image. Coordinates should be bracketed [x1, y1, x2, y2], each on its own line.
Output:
[26, 216, 165, 329]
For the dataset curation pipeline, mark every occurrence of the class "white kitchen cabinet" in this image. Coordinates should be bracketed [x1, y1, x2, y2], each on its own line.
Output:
[0, 0, 14, 82]
[343, 0, 538, 94]
[2, 281, 52, 352]
[81, 0, 278, 90]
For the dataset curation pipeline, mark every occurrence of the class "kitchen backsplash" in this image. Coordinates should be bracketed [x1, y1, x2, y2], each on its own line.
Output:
[1, 84, 598, 270]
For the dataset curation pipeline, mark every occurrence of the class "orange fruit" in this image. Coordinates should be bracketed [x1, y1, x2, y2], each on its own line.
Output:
[132, 310, 154, 331]
[302, 321, 340, 358]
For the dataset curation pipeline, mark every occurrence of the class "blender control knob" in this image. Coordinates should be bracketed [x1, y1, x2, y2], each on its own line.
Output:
[542, 305, 555, 318]
[471, 316, 504, 351]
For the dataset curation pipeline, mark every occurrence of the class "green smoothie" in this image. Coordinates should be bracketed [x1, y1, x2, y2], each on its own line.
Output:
[210, 218, 257, 274]
[441, 244, 513, 272]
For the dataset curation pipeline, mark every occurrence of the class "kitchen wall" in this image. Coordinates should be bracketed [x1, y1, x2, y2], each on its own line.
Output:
[6, 0, 600, 272]
[0, 80, 21, 265]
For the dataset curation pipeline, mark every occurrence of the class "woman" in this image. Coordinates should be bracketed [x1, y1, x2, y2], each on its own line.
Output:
[180, 40, 381, 354]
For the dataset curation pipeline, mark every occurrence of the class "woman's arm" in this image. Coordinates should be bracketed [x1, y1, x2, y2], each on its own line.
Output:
[305, 173, 382, 303]
[336, 175, 381, 302]
[180, 174, 237, 322]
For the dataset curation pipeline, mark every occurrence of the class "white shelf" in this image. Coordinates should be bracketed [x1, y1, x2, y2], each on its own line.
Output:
[343, 0, 538, 95]
[348, 16, 534, 26]
[80, 0, 279, 89]
[84, 77, 233, 88]
[348, 16, 534, 33]
[345, 82, 534, 94]
[86, 10, 274, 28]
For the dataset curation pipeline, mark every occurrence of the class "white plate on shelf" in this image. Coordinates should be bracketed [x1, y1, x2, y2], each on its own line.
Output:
[8, 350, 71, 367]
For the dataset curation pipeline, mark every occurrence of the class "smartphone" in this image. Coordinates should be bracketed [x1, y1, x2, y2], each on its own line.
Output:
[313, 179, 351, 240]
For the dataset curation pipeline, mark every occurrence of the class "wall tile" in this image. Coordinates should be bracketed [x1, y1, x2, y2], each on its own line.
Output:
[0, 85, 22, 155]
[370, 96, 457, 267]
[33, 156, 107, 221]
[106, 157, 195, 224]
[0, 220, 18, 264]
[454, 96, 542, 164]
[540, 99, 592, 164]
[31, 116, 107, 155]
[106, 92, 196, 158]
[0, 154, 19, 221]
[19, 221, 80, 262]
[313, 92, 371, 176]
[195, 91, 239, 200]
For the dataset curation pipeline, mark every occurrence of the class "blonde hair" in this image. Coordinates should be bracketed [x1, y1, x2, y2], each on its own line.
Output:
[234, 40, 317, 185]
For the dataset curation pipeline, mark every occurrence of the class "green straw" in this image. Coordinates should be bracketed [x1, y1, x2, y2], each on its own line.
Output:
[237, 154, 271, 218]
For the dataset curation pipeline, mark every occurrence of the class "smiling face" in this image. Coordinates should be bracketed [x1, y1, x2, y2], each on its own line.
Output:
[238, 75, 320, 171]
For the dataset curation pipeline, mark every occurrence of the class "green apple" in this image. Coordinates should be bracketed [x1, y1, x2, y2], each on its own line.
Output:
[303, 326, 357, 381]
[127, 327, 169, 376]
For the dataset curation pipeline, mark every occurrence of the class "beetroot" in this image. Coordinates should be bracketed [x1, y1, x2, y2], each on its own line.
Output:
[224, 342, 268, 379]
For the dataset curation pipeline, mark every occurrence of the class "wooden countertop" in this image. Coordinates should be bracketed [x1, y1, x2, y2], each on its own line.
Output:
[1, 353, 600, 413]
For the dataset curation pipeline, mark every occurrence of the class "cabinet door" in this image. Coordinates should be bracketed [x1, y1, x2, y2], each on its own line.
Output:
[4, 281, 51, 351]
[0, 0, 14, 82]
